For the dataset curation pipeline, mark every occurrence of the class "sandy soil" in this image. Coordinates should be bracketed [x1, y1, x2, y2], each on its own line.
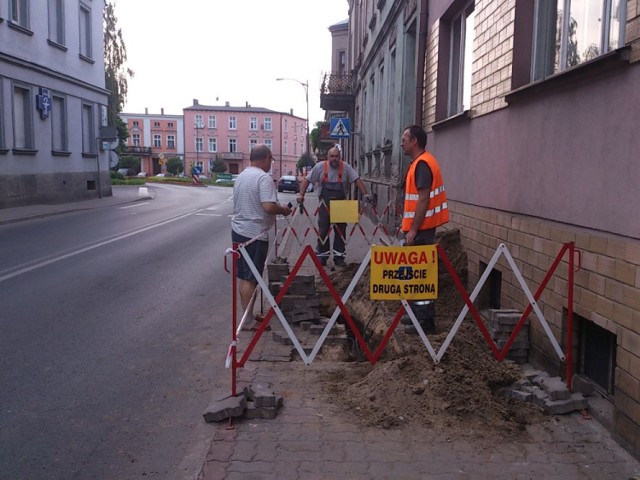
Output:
[308, 229, 546, 440]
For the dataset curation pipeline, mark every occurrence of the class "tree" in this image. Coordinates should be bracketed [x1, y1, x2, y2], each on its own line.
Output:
[211, 155, 227, 173]
[104, 1, 134, 127]
[119, 155, 140, 172]
[310, 121, 335, 160]
[167, 157, 184, 176]
[296, 153, 315, 175]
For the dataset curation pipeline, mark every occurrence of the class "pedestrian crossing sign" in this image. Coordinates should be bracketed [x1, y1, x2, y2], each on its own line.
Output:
[329, 118, 350, 138]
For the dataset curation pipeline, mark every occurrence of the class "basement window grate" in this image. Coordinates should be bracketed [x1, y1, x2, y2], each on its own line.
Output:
[578, 315, 616, 395]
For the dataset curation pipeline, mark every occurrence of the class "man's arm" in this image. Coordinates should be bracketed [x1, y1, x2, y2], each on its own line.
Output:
[297, 179, 310, 203]
[262, 202, 292, 216]
[354, 178, 368, 197]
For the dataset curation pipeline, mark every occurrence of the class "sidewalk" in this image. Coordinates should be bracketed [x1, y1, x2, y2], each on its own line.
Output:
[200, 195, 640, 480]
[0, 185, 150, 225]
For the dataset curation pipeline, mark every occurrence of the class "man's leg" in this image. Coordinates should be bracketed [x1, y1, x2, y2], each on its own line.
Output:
[316, 202, 330, 265]
[333, 222, 347, 266]
[238, 279, 257, 323]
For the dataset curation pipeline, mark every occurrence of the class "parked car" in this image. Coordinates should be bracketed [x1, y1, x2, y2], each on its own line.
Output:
[277, 175, 300, 193]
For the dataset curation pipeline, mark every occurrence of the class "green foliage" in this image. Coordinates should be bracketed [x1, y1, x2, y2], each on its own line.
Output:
[296, 153, 315, 175]
[104, 1, 134, 125]
[310, 121, 335, 160]
[211, 156, 227, 173]
[118, 155, 140, 171]
[166, 157, 184, 175]
[114, 116, 129, 152]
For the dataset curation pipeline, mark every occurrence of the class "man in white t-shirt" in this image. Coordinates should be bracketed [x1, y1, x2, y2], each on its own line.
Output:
[232, 145, 292, 331]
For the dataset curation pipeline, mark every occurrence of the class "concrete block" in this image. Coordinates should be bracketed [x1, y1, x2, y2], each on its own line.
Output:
[271, 332, 293, 345]
[203, 394, 247, 423]
[508, 389, 534, 402]
[543, 393, 588, 415]
[495, 312, 529, 326]
[539, 376, 571, 401]
[245, 401, 279, 419]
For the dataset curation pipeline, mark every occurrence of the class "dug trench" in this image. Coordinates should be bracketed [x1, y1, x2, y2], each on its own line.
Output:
[262, 229, 549, 441]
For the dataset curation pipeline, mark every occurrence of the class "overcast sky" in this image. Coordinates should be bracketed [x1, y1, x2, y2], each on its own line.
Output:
[115, 0, 349, 125]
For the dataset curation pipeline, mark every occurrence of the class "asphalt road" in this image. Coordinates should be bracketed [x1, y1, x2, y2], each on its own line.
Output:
[0, 184, 236, 479]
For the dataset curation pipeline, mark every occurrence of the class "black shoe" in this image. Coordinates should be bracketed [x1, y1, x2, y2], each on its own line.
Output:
[334, 257, 346, 267]
[404, 321, 436, 335]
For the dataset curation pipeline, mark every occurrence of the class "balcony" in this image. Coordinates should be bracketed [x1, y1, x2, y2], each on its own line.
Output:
[320, 73, 354, 112]
[122, 146, 152, 156]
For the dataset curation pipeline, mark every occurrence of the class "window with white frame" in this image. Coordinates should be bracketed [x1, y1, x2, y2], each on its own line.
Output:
[229, 116, 237, 129]
[448, 2, 475, 117]
[79, 3, 92, 59]
[264, 117, 272, 131]
[154, 122, 160, 127]
[51, 94, 68, 152]
[81, 102, 95, 153]
[532, 0, 625, 80]
[265, 139, 272, 149]
[10, 0, 29, 28]
[208, 115, 216, 128]
[208, 137, 217, 152]
[153, 134, 162, 147]
[195, 114, 203, 128]
[168, 122, 174, 127]
[13, 84, 33, 149]
[195, 137, 203, 152]
[249, 138, 257, 151]
[48, 0, 65, 45]
[132, 133, 140, 146]
[250, 116, 257, 130]
[167, 135, 175, 148]
[133, 120, 139, 126]
[229, 138, 237, 152]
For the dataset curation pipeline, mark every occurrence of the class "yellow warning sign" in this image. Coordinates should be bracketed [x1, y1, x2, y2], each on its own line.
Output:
[329, 200, 359, 223]
[370, 245, 438, 300]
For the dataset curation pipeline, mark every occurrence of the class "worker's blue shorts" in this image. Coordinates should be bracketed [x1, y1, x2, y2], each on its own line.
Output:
[232, 231, 268, 282]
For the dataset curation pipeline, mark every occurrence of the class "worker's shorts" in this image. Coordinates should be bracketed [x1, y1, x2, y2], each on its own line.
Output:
[232, 231, 269, 282]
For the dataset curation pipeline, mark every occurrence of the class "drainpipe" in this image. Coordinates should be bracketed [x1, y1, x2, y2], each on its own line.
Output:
[415, 0, 429, 125]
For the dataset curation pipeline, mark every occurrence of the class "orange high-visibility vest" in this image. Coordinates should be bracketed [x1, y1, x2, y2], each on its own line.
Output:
[401, 151, 449, 232]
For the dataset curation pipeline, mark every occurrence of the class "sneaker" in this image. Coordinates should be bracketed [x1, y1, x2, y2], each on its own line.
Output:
[334, 257, 346, 267]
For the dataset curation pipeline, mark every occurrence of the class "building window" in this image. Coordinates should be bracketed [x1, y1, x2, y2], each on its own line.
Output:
[532, 0, 625, 81]
[229, 116, 237, 129]
[284, 119, 288, 130]
[229, 138, 237, 152]
[13, 84, 34, 149]
[168, 122, 174, 127]
[249, 138, 257, 151]
[448, 2, 475, 116]
[195, 114, 203, 128]
[208, 137, 217, 152]
[195, 137, 203, 152]
[167, 135, 175, 148]
[294, 142, 298, 155]
[284, 140, 288, 154]
[48, 0, 65, 45]
[79, 3, 92, 60]
[154, 121, 160, 127]
[132, 133, 140, 146]
[153, 134, 162, 147]
[0, 81, 5, 151]
[250, 116, 257, 130]
[81, 102, 95, 154]
[264, 117, 272, 131]
[51, 94, 68, 152]
[338, 50, 347, 74]
[265, 139, 272, 149]
[133, 120, 139, 126]
[208, 115, 216, 128]
[10, 0, 29, 28]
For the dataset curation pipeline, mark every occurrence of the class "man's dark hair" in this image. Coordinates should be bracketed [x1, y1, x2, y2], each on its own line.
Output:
[250, 144, 271, 161]
[404, 125, 427, 149]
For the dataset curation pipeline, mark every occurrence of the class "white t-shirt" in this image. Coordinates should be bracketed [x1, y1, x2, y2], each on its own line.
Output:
[232, 167, 278, 241]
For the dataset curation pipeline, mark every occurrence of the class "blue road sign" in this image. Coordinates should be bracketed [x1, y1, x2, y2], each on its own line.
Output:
[329, 118, 350, 138]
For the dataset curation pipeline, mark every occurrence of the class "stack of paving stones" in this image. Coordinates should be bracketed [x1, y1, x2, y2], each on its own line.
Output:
[481, 308, 530, 364]
[202, 383, 283, 423]
[504, 365, 590, 415]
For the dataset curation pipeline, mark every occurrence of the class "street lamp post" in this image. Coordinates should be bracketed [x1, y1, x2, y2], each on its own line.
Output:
[276, 78, 310, 159]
